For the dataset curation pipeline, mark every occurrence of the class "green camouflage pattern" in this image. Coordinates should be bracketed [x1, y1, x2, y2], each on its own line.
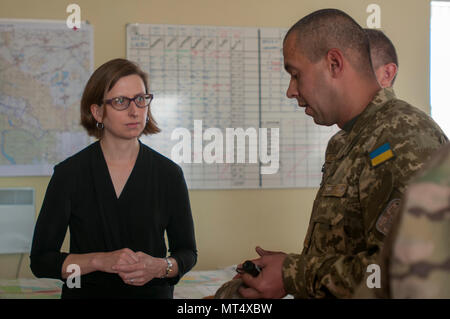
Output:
[355, 143, 450, 298]
[282, 88, 448, 298]
[389, 144, 450, 298]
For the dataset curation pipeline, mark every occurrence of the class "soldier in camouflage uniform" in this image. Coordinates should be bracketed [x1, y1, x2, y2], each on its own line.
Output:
[355, 144, 450, 298]
[318, 29, 399, 168]
[236, 9, 447, 299]
[324, 29, 399, 172]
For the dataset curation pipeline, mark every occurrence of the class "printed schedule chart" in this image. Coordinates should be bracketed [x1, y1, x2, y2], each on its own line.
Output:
[127, 24, 338, 189]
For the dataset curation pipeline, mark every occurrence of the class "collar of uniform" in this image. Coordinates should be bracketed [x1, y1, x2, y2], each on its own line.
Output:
[342, 114, 360, 132]
[335, 87, 396, 160]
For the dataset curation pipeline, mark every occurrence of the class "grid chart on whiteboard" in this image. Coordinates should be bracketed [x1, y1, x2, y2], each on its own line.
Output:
[127, 24, 338, 189]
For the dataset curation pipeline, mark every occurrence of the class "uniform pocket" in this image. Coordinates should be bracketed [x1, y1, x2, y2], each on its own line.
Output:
[309, 213, 346, 255]
[303, 183, 351, 255]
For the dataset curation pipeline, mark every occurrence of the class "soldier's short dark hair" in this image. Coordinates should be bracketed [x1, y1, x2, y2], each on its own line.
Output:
[80, 58, 160, 139]
[365, 28, 398, 68]
[365, 29, 398, 85]
[284, 8, 374, 78]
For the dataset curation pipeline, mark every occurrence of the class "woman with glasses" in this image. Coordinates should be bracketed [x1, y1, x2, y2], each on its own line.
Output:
[30, 58, 197, 299]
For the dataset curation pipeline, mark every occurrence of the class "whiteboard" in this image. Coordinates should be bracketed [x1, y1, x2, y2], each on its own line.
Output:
[127, 24, 338, 189]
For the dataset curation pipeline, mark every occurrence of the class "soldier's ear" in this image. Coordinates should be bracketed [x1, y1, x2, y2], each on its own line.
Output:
[374, 63, 398, 88]
[380, 63, 398, 88]
[326, 48, 344, 78]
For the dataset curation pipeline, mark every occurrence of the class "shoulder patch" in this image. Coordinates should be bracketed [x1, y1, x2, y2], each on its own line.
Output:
[376, 199, 401, 236]
[369, 143, 395, 167]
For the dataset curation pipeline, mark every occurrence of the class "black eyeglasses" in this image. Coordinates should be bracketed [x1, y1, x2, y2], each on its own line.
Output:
[103, 94, 153, 111]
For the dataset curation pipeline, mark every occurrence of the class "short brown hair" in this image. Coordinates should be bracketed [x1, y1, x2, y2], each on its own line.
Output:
[80, 58, 160, 139]
[365, 29, 398, 68]
[365, 28, 398, 84]
[285, 8, 374, 79]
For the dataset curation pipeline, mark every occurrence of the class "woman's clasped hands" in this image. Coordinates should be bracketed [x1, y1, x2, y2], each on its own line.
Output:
[92, 248, 166, 286]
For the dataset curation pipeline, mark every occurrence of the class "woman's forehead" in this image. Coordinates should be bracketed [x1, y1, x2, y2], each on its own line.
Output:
[106, 74, 146, 96]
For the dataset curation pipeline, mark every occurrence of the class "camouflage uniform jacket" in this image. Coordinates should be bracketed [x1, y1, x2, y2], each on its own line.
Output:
[282, 88, 448, 298]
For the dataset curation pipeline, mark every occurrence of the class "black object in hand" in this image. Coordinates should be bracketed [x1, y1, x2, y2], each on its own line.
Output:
[237, 260, 261, 277]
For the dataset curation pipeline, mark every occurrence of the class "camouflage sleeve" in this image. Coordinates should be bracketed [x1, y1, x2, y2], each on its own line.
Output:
[282, 123, 446, 298]
[282, 156, 400, 299]
[389, 145, 450, 298]
[282, 239, 383, 298]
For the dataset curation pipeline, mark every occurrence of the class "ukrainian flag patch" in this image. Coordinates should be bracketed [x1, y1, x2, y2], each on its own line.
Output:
[369, 143, 395, 167]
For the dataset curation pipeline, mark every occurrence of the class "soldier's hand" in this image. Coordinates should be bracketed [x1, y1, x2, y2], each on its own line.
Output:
[238, 253, 287, 299]
[233, 246, 284, 280]
[255, 246, 283, 256]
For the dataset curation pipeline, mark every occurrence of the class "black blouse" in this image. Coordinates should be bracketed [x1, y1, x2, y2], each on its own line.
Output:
[30, 140, 197, 298]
